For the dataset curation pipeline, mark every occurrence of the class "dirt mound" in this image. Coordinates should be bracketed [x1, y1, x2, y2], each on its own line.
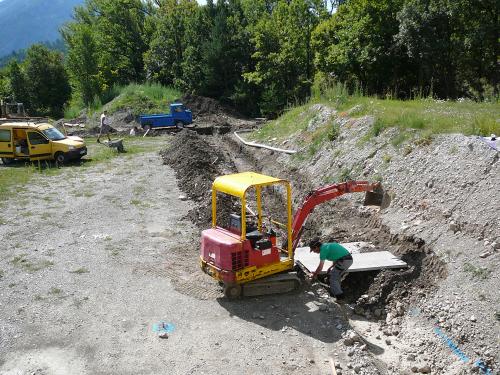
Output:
[160, 130, 237, 226]
[181, 94, 241, 118]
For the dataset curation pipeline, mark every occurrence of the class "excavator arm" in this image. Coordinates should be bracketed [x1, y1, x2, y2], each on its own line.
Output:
[290, 180, 380, 251]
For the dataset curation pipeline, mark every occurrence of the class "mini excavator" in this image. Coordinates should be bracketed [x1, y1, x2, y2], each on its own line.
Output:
[200, 172, 381, 298]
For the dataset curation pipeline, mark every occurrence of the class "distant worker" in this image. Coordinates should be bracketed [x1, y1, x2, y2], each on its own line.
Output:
[309, 238, 353, 299]
[97, 110, 112, 143]
[130, 126, 139, 136]
[488, 134, 497, 149]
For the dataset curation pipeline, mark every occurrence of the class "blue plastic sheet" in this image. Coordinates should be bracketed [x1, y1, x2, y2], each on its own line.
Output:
[153, 321, 175, 334]
[434, 327, 493, 374]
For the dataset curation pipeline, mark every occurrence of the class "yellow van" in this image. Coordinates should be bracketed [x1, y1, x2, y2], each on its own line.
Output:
[0, 122, 87, 164]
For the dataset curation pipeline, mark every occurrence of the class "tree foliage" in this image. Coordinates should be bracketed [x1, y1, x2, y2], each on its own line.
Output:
[4, 45, 71, 117]
[2, 0, 497, 119]
[62, 0, 149, 104]
[246, 0, 327, 113]
[313, 0, 498, 99]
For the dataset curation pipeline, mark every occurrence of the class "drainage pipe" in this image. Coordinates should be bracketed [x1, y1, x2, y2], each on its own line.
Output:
[234, 130, 297, 154]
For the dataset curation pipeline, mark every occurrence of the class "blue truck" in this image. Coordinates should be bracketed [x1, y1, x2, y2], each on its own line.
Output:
[139, 103, 193, 130]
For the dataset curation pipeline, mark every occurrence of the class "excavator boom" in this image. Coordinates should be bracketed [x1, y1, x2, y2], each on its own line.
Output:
[291, 181, 379, 251]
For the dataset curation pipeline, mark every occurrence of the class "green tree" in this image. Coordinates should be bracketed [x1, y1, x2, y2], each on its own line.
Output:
[7, 61, 31, 109]
[0, 68, 9, 100]
[312, 0, 406, 96]
[63, 0, 148, 96]
[245, 0, 326, 114]
[23, 45, 71, 117]
[62, 23, 100, 105]
[144, 0, 200, 88]
[395, 0, 460, 98]
[201, 0, 254, 102]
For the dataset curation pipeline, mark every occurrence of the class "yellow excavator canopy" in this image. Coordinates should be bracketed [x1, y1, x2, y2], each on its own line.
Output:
[212, 172, 285, 198]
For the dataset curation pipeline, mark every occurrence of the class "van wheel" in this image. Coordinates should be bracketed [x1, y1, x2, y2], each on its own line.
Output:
[1, 157, 12, 165]
[55, 152, 66, 164]
[176, 121, 184, 129]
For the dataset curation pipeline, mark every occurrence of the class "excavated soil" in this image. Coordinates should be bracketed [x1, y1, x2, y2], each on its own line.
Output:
[180, 94, 242, 119]
[160, 130, 238, 228]
[160, 129, 447, 316]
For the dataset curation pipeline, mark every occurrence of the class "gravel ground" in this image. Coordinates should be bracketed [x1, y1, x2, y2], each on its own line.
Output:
[0, 138, 370, 375]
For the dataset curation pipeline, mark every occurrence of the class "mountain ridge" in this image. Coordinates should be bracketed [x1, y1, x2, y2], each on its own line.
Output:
[0, 0, 83, 57]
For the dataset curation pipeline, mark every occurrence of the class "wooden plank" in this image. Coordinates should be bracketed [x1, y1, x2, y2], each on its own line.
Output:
[294, 243, 407, 274]
[329, 358, 338, 375]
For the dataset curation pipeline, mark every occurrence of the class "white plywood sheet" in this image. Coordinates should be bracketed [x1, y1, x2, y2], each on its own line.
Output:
[294, 243, 407, 274]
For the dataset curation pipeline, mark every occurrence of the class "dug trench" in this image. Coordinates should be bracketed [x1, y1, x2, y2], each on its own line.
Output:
[160, 130, 447, 320]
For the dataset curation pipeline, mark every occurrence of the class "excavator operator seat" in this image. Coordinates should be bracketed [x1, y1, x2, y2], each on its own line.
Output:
[246, 230, 263, 248]
[228, 214, 242, 234]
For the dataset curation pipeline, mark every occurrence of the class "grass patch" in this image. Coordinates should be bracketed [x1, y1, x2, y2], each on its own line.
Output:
[82, 136, 161, 167]
[390, 130, 411, 148]
[49, 287, 62, 295]
[382, 154, 392, 164]
[0, 137, 165, 204]
[11, 254, 54, 272]
[463, 262, 491, 280]
[107, 83, 181, 116]
[0, 165, 36, 201]
[105, 243, 120, 257]
[130, 199, 151, 208]
[320, 88, 500, 137]
[250, 104, 317, 141]
[70, 267, 89, 274]
[251, 103, 343, 156]
[40, 212, 51, 220]
[73, 190, 95, 198]
[67, 83, 181, 118]
[338, 167, 353, 182]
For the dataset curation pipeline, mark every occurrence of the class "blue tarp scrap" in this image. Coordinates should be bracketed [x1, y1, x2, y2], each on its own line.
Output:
[434, 327, 493, 374]
[153, 321, 175, 334]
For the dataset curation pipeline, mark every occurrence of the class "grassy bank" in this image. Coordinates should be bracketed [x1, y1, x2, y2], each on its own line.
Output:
[252, 85, 499, 145]
[334, 97, 499, 138]
[64, 83, 181, 119]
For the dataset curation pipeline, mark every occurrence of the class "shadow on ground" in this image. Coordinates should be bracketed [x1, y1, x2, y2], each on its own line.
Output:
[218, 285, 347, 344]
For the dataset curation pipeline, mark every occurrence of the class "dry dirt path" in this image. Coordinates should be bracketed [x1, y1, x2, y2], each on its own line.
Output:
[0, 139, 353, 375]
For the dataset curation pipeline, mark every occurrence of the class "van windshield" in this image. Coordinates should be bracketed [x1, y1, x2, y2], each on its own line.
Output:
[43, 128, 66, 141]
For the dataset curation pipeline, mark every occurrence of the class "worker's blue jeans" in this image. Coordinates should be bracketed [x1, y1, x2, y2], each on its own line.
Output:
[329, 258, 353, 296]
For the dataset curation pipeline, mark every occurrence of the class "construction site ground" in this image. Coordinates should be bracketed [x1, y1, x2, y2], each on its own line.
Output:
[0, 97, 499, 374]
[0, 138, 349, 375]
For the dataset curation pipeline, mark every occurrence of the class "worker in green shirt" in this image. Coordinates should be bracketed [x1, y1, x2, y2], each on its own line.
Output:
[309, 238, 353, 299]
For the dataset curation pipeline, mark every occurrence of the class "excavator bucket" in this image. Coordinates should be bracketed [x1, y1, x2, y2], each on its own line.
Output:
[363, 184, 389, 208]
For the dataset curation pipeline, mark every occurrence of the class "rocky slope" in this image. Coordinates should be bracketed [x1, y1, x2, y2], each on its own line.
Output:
[243, 104, 499, 374]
